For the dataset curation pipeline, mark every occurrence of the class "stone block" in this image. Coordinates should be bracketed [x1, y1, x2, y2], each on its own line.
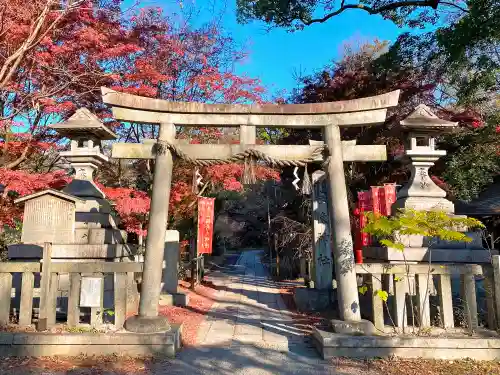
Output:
[74, 197, 112, 214]
[293, 287, 336, 312]
[8, 243, 138, 259]
[88, 229, 127, 244]
[330, 319, 377, 336]
[392, 197, 454, 213]
[0, 324, 182, 358]
[158, 291, 188, 307]
[312, 327, 500, 360]
[158, 294, 174, 306]
[173, 292, 189, 306]
[464, 231, 483, 249]
[75, 212, 119, 229]
[363, 246, 496, 264]
[398, 233, 483, 250]
[162, 230, 179, 294]
[74, 228, 89, 244]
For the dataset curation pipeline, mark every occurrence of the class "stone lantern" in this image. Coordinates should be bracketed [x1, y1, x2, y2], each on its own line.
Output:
[392, 104, 457, 213]
[8, 109, 138, 320]
[49, 108, 122, 230]
[362, 104, 495, 263]
[50, 108, 116, 194]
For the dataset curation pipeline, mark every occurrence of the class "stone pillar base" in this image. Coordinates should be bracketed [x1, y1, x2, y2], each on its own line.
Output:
[124, 315, 171, 333]
[159, 292, 189, 307]
[330, 319, 377, 335]
[293, 287, 336, 312]
[392, 196, 454, 213]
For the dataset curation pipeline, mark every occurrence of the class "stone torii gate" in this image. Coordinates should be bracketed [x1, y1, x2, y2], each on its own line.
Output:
[101, 87, 400, 332]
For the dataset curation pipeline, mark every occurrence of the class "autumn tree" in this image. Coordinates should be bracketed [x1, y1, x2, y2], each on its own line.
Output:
[380, 0, 500, 199]
[284, 40, 436, 198]
[289, 36, 499, 203]
[386, 0, 499, 109]
[0, 0, 86, 89]
[0, 0, 144, 169]
[0, 1, 278, 249]
[95, 7, 277, 238]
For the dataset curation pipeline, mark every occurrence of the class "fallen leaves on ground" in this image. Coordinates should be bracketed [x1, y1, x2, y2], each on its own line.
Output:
[370, 358, 500, 375]
[278, 284, 329, 332]
[0, 280, 216, 374]
[330, 357, 500, 375]
[0, 354, 157, 374]
[158, 280, 216, 347]
[280, 280, 500, 375]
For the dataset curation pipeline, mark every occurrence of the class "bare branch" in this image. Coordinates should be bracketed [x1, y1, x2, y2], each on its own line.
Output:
[301, 0, 468, 25]
[0, 0, 86, 89]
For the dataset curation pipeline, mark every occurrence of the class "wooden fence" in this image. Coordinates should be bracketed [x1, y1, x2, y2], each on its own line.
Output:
[356, 258, 500, 333]
[0, 243, 143, 331]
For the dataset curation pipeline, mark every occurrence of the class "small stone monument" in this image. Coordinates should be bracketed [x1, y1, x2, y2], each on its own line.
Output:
[293, 141, 338, 312]
[311, 170, 333, 290]
[15, 189, 81, 245]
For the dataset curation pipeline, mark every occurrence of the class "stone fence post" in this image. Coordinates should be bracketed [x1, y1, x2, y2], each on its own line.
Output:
[160, 230, 188, 307]
[492, 255, 500, 327]
[37, 242, 53, 331]
[162, 230, 180, 295]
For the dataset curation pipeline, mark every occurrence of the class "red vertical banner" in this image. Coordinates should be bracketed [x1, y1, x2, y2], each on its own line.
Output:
[357, 191, 372, 247]
[371, 186, 383, 216]
[354, 184, 397, 264]
[357, 191, 372, 212]
[383, 183, 397, 216]
[197, 197, 215, 255]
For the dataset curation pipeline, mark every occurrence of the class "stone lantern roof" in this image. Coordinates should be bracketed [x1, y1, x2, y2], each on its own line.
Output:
[400, 104, 458, 133]
[49, 108, 116, 185]
[50, 108, 117, 141]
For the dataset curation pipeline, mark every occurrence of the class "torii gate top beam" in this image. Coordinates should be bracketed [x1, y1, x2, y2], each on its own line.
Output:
[101, 88, 400, 127]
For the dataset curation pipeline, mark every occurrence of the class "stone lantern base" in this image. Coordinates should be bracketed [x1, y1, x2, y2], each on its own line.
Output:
[392, 196, 455, 214]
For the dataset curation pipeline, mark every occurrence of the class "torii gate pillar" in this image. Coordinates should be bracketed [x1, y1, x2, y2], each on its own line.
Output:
[324, 124, 360, 321]
[124, 123, 175, 333]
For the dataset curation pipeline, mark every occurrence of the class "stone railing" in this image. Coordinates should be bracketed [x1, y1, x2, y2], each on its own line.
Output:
[356, 257, 500, 333]
[0, 243, 143, 331]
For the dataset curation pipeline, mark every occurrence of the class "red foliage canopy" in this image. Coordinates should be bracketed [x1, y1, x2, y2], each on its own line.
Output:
[0, 169, 71, 226]
[97, 183, 151, 236]
[0, 2, 278, 236]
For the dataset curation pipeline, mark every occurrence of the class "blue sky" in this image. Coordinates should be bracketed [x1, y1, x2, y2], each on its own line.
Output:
[140, 0, 413, 98]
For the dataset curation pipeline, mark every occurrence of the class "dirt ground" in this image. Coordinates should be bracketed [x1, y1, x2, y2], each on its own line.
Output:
[335, 357, 500, 375]
[1, 355, 500, 374]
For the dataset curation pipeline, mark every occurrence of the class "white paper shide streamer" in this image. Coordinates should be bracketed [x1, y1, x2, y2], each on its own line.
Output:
[292, 166, 300, 190]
